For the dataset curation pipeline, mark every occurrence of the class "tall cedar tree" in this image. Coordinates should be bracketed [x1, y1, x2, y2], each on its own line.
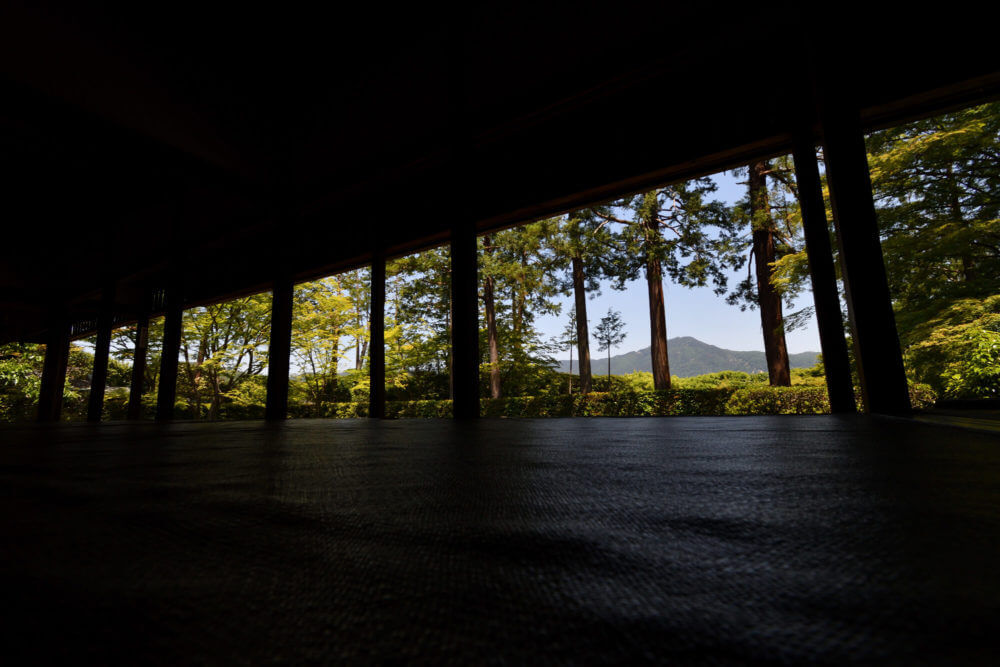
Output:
[560, 308, 578, 394]
[598, 180, 739, 390]
[750, 160, 790, 385]
[549, 208, 619, 393]
[479, 221, 561, 398]
[727, 157, 816, 386]
[481, 233, 502, 398]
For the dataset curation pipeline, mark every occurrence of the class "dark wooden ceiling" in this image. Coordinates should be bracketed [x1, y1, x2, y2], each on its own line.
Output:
[2, 2, 998, 341]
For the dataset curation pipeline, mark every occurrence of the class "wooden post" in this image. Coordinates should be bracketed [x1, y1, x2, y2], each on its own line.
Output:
[450, 223, 480, 419]
[127, 309, 150, 420]
[265, 277, 294, 421]
[791, 131, 856, 413]
[819, 96, 910, 415]
[156, 285, 183, 421]
[87, 284, 115, 422]
[37, 316, 70, 422]
[369, 252, 386, 419]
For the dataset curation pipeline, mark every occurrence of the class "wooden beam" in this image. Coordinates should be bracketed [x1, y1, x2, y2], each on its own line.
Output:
[127, 310, 150, 420]
[450, 224, 480, 419]
[155, 285, 183, 421]
[791, 132, 855, 413]
[87, 284, 115, 422]
[369, 253, 386, 419]
[819, 98, 910, 415]
[264, 278, 293, 421]
[37, 317, 70, 422]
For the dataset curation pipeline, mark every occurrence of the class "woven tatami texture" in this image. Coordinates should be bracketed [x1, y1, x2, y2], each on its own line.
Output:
[1, 416, 998, 663]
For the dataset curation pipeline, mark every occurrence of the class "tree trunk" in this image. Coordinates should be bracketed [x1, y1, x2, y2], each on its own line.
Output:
[643, 215, 671, 390]
[947, 163, 975, 282]
[483, 235, 501, 399]
[568, 344, 573, 395]
[189, 338, 207, 419]
[208, 371, 221, 420]
[571, 255, 593, 394]
[447, 301, 454, 400]
[749, 160, 791, 386]
[514, 251, 526, 338]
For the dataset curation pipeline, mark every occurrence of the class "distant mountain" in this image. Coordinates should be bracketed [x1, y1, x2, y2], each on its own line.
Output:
[559, 336, 820, 377]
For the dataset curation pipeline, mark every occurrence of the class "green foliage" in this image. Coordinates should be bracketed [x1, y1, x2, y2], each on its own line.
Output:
[0, 343, 46, 421]
[723, 387, 829, 415]
[479, 222, 564, 396]
[673, 370, 769, 389]
[111, 318, 164, 397]
[904, 295, 1000, 398]
[592, 370, 655, 393]
[178, 293, 272, 420]
[607, 179, 741, 292]
[727, 156, 810, 313]
[867, 103, 1000, 398]
[291, 276, 355, 415]
[869, 103, 1000, 326]
[387, 247, 452, 380]
[0, 342, 98, 422]
[107, 357, 133, 387]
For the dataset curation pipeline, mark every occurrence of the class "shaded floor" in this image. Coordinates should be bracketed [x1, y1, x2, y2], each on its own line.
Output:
[917, 408, 1000, 435]
[1, 416, 998, 663]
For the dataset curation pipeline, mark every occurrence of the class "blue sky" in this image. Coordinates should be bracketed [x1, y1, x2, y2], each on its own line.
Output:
[534, 171, 822, 357]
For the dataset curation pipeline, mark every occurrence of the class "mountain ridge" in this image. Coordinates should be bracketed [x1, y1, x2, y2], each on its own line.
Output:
[560, 336, 820, 377]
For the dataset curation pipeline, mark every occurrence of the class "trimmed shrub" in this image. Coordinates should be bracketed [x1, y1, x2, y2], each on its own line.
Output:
[386, 400, 452, 418]
[88, 383, 934, 421]
[724, 386, 829, 415]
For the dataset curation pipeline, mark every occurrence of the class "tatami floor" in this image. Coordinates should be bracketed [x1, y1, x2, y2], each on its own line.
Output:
[2, 416, 998, 663]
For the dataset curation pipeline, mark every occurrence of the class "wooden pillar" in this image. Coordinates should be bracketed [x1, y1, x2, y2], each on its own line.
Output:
[369, 252, 386, 419]
[156, 285, 183, 421]
[87, 285, 115, 422]
[265, 277, 294, 421]
[819, 97, 910, 415]
[450, 223, 480, 419]
[791, 131, 856, 413]
[37, 317, 70, 422]
[127, 309, 150, 420]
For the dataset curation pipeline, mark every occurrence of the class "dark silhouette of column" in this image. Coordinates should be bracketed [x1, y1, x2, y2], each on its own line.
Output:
[156, 285, 183, 421]
[37, 316, 70, 422]
[87, 284, 116, 422]
[265, 277, 294, 421]
[819, 96, 910, 415]
[127, 308, 150, 420]
[369, 252, 386, 419]
[792, 131, 856, 413]
[450, 223, 480, 419]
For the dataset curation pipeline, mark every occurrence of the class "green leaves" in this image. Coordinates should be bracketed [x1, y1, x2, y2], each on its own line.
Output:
[905, 296, 1000, 398]
[868, 102, 1000, 397]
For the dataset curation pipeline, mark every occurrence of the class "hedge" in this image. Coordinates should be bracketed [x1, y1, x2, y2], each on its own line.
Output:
[70, 382, 938, 421]
[303, 383, 936, 418]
